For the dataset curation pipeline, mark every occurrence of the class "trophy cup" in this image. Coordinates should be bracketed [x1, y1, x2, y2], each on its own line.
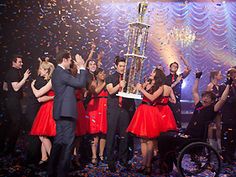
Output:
[117, 1, 150, 99]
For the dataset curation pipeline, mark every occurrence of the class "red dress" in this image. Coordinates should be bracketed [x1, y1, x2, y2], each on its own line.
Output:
[75, 89, 89, 136]
[155, 96, 177, 133]
[127, 96, 161, 138]
[30, 90, 56, 136]
[86, 89, 108, 134]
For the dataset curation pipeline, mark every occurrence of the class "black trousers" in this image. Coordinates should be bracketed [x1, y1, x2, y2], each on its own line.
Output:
[169, 101, 182, 128]
[48, 118, 76, 177]
[158, 131, 196, 173]
[24, 103, 41, 164]
[5, 97, 22, 153]
[106, 107, 130, 165]
[221, 123, 236, 162]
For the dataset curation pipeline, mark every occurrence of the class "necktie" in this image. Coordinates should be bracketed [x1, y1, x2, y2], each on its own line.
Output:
[118, 74, 123, 107]
[172, 74, 175, 83]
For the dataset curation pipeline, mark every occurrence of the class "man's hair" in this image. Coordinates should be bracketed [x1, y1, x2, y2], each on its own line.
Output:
[11, 54, 22, 63]
[86, 59, 97, 69]
[56, 50, 71, 64]
[201, 91, 216, 102]
[114, 56, 126, 66]
[169, 62, 179, 69]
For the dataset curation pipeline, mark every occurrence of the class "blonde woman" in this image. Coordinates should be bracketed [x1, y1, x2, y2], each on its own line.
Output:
[30, 58, 55, 165]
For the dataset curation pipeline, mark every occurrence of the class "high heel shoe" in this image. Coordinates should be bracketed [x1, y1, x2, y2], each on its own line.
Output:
[99, 155, 104, 163]
[91, 158, 98, 166]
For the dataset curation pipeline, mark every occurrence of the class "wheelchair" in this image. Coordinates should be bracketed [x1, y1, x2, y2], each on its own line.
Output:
[158, 130, 221, 177]
[177, 141, 221, 177]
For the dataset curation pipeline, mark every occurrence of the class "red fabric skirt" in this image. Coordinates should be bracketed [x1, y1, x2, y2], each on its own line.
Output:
[156, 104, 177, 133]
[75, 101, 89, 136]
[127, 104, 161, 138]
[86, 97, 107, 134]
[30, 100, 56, 136]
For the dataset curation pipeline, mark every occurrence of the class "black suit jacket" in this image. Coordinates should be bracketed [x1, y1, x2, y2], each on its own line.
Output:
[52, 66, 87, 120]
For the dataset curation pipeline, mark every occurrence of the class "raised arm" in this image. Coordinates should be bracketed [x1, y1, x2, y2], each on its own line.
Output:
[180, 54, 191, 78]
[87, 43, 96, 61]
[12, 69, 31, 91]
[214, 78, 232, 112]
[192, 72, 202, 105]
[31, 79, 52, 98]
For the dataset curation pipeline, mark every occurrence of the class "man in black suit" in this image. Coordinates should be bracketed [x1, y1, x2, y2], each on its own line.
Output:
[48, 51, 87, 177]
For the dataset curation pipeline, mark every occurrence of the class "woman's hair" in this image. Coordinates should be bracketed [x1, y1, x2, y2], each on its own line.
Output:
[151, 68, 166, 93]
[69, 60, 78, 77]
[38, 58, 55, 80]
[209, 70, 220, 82]
[94, 67, 104, 77]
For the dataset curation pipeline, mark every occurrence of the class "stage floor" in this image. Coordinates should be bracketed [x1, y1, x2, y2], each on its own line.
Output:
[0, 134, 235, 177]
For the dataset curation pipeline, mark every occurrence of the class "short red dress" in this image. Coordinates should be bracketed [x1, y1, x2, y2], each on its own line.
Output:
[75, 89, 89, 136]
[86, 89, 108, 135]
[127, 96, 161, 139]
[155, 96, 177, 133]
[30, 90, 56, 136]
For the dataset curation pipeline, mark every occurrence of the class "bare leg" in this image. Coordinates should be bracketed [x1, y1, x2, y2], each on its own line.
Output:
[140, 138, 147, 167]
[99, 137, 106, 161]
[40, 142, 48, 162]
[91, 135, 99, 164]
[39, 136, 52, 157]
[146, 140, 154, 168]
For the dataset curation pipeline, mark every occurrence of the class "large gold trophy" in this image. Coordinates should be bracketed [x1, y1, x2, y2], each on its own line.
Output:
[117, 1, 150, 99]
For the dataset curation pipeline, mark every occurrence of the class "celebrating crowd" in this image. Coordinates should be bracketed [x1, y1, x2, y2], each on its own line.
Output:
[1, 45, 236, 177]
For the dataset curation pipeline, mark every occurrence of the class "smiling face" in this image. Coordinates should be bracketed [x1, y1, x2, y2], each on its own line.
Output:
[170, 62, 179, 73]
[116, 61, 126, 74]
[96, 70, 106, 81]
[87, 60, 97, 73]
[149, 69, 156, 80]
[12, 57, 23, 69]
[39, 66, 48, 77]
[201, 91, 215, 107]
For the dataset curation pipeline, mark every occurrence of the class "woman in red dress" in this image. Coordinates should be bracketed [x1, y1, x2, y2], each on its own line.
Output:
[127, 68, 175, 175]
[86, 68, 107, 165]
[72, 88, 89, 166]
[30, 59, 55, 165]
[155, 85, 177, 133]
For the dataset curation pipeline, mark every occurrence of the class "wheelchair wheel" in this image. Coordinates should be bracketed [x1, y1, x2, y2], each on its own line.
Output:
[177, 142, 221, 177]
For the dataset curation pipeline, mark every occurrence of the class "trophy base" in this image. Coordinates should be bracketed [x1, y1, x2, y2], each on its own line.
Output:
[116, 92, 142, 100]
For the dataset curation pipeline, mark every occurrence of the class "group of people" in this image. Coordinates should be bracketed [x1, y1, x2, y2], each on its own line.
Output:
[1, 46, 236, 176]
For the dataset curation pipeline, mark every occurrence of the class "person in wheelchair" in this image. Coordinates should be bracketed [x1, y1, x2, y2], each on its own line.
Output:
[157, 71, 232, 174]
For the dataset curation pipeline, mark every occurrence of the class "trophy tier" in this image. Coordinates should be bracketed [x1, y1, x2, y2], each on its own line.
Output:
[129, 22, 150, 28]
[116, 91, 142, 100]
[124, 53, 147, 59]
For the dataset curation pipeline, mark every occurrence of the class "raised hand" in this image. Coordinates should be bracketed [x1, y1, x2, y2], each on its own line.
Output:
[195, 71, 202, 79]
[23, 69, 31, 80]
[75, 54, 85, 68]
[225, 77, 233, 85]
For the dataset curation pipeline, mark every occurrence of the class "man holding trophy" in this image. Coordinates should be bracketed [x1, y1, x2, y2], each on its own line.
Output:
[106, 56, 135, 172]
